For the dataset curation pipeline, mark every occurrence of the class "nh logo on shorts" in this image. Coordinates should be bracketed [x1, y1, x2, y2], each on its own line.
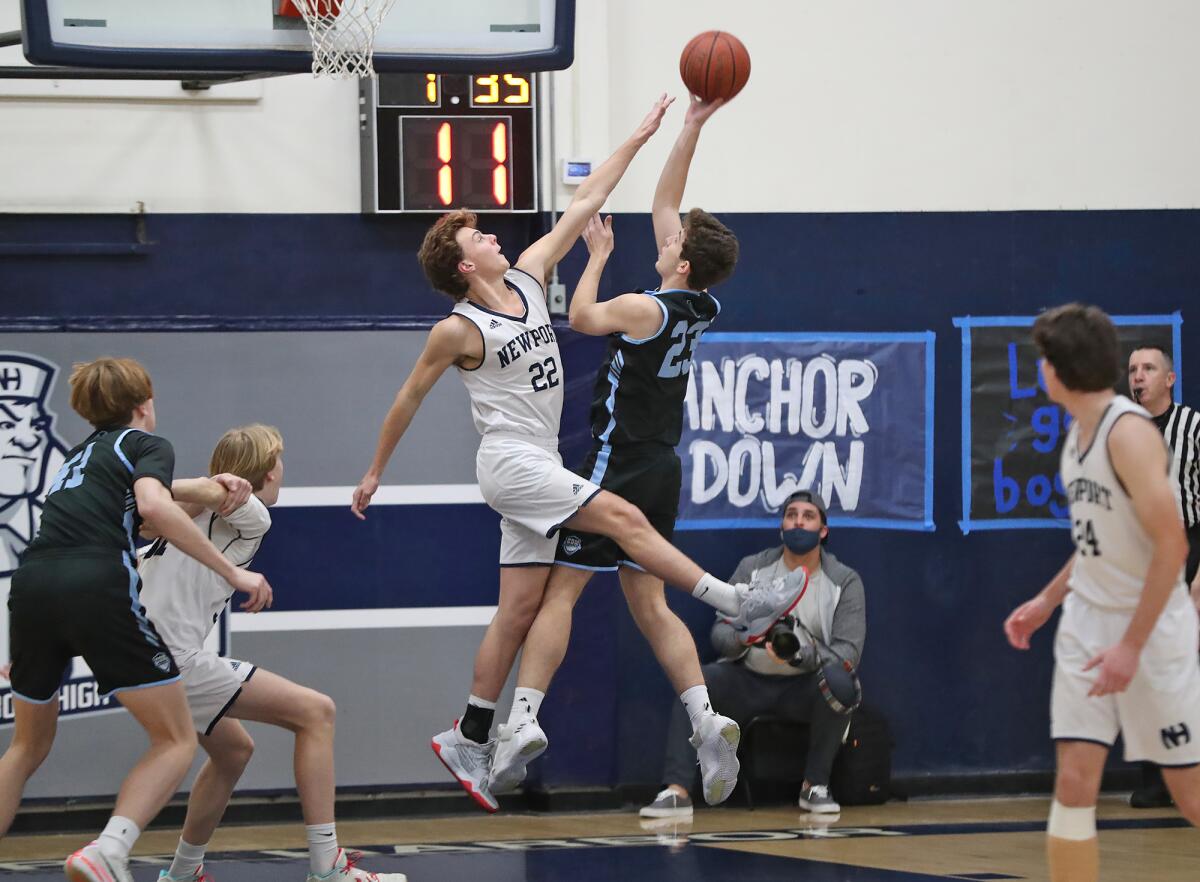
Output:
[1161, 722, 1191, 750]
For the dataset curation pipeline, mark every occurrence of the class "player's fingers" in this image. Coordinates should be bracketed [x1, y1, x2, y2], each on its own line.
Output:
[1082, 653, 1103, 672]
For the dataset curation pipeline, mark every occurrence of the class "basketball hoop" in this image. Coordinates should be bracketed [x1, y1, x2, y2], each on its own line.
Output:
[279, 0, 399, 79]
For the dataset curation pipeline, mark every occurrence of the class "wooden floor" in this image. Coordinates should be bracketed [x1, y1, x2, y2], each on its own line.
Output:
[1, 796, 1194, 880]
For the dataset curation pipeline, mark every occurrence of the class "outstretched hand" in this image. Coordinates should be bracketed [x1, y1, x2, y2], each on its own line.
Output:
[685, 95, 725, 126]
[633, 93, 676, 144]
[583, 213, 614, 258]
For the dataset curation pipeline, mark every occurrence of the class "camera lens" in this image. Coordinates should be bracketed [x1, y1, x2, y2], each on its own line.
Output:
[769, 627, 800, 659]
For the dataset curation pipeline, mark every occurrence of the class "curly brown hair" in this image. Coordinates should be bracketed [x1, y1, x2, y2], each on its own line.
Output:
[417, 209, 478, 300]
[1032, 302, 1121, 392]
[680, 208, 739, 291]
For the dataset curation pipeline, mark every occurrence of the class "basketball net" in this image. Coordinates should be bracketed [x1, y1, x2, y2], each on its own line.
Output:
[281, 0, 399, 79]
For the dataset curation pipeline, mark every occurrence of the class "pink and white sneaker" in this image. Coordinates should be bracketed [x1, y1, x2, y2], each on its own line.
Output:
[63, 842, 132, 882]
[306, 848, 406, 881]
[430, 720, 499, 812]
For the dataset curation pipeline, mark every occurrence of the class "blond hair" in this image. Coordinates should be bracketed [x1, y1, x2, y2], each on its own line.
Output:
[68, 357, 154, 428]
[209, 424, 284, 491]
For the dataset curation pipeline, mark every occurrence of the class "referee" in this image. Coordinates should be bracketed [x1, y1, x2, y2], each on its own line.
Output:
[1127, 344, 1200, 808]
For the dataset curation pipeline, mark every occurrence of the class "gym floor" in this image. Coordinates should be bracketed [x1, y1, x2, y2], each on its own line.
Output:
[0, 796, 1193, 880]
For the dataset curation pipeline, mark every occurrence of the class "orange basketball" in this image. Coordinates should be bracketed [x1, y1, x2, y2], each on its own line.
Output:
[679, 31, 751, 103]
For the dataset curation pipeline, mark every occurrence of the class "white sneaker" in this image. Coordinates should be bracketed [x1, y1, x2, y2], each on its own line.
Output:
[64, 842, 133, 882]
[724, 568, 809, 643]
[430, 720, 499, 813]
[689, 713, 741, 806]
[491, 717, 548, 794]
[306, 848, 406, 881]
[797, 783, 841, 814]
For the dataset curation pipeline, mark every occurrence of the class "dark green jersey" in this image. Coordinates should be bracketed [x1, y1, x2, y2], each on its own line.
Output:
[25, 427, 175, 558]
[588, 288, 721, 448]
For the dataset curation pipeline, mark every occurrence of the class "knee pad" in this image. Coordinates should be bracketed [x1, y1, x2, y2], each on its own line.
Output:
[1048, 800, 1096, 840]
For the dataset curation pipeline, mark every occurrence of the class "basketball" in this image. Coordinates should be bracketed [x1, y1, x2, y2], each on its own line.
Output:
[679, 31, 751, 103]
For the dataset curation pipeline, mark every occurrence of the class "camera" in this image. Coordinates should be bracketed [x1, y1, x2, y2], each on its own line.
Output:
[766, 615, 800, 660]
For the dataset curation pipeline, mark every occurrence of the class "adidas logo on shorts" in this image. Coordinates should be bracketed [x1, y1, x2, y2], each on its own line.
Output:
[489, 319, 502, 329]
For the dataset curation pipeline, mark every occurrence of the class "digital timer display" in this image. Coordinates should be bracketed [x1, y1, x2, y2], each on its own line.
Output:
[364, 72, 537, 213]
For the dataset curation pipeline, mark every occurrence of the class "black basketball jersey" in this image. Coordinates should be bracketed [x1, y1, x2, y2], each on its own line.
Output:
[588, 288, 721, 447]
[25, 427, 175, 558]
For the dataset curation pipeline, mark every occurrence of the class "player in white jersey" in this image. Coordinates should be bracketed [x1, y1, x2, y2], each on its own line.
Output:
[351, 96, 806, 813]
[1004, 304, 1200, 882]
[141, 426, 405, 882]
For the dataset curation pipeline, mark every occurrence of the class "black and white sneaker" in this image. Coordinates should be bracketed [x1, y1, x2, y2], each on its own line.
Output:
[639, 787, 694, 819]
[797, 784, 841, 813]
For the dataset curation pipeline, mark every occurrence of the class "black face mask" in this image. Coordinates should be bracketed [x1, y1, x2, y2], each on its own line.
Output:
[781, 527, 821, 555]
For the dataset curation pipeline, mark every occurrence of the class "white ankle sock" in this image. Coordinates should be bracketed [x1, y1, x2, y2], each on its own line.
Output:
[305, 823, 339, 876]
[509, 687, 544, 724]
[167, 839, 207, 880]
[692, 573, 740, 616]
[96, 815, 139, 864]
[680, 685, 713, 731]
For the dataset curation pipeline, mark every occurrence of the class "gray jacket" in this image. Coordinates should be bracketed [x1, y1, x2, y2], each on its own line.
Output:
[711, 546, 866, 669]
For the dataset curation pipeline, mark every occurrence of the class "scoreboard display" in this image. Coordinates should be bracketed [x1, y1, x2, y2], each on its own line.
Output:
[361, 73, 538, 214]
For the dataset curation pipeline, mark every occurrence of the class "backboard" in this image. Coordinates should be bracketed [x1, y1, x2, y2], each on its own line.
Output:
[20, 0, 575, 73]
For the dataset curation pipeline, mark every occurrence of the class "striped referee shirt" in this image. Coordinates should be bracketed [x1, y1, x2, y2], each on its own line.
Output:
[1152, 402, 1200, 529]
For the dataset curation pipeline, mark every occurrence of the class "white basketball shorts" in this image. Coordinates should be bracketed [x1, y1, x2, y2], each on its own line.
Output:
[1052, 591, 1200, 765]
[476, 433, 601, 566]
[174, 648, 257, 736]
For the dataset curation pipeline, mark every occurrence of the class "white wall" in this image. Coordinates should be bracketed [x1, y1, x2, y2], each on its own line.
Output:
[2, 0, 1199, 213]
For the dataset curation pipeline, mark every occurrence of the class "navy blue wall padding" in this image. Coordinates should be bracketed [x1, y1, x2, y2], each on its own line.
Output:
[5, 209, 1197, 787]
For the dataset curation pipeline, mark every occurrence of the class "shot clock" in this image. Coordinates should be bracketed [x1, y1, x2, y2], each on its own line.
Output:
[361, 72, 538, 213]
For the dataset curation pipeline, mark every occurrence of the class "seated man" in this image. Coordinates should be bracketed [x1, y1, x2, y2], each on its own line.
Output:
[641, 490, 866, 817]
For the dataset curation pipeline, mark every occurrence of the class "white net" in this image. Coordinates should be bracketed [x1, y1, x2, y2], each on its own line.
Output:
[288, 0, 400, 79]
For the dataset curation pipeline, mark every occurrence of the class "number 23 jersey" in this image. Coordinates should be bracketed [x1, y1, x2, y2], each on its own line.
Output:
[452, 268, 562, 439]
[588, 288, 720, 447]
[1062, 394, 1186, 610]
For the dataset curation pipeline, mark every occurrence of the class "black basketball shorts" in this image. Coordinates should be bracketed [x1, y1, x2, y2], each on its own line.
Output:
[7, 549, 180, 703]
[555, 443, 681, 571]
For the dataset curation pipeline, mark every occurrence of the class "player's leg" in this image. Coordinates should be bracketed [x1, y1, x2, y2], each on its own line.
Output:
[0, 697, 59, 837]
[163, 718, 255, 881]
[567, 492, 806, 638]
[1047, 739, 1107, 882]
[229, 669, 399, 880]
[620, 568, 741, 805]
[1161, 764, 1200, 825]
[490, 564, 593, 791]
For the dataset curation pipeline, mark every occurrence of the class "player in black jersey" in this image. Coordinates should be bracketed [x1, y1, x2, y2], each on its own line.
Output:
[0, 358, 272, 882]
[489, 98, 770, 807]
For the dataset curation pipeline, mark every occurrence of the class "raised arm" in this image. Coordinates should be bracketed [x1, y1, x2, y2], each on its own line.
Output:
[515, 94, 675, 285]
[567, 214, 664, 339]
[351, 316, 475, 519]
[1084, 415, 1191, 694]
[651, 97, 723, 248]
[135, 477, 273, 611]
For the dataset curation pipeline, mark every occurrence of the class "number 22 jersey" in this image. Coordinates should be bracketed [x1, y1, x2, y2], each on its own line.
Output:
[1062, 394, 1187, 611]
[452, 268, 562, 440]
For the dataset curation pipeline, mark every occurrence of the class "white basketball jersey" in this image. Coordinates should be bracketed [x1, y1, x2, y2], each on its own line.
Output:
[452, 268, 562, 439]
[138, 496, 271, 654]
[1062, 395, 1185, 610]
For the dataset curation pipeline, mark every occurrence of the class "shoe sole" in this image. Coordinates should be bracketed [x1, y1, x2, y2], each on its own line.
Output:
[798, 801, 841, 813]
[639, 807, 694, 819]
[744, 574, 810, 643]
[430, 737, 499, 814]
[704, 722, 742, 806]
[492, 733, 548, 793]
[64, 853, 117, 882]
